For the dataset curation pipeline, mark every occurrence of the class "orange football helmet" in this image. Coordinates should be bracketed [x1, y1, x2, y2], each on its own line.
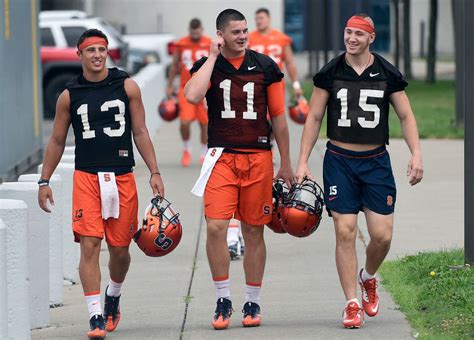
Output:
[133, 197, 182, 257]
[266, 179, 289, 234]
[288, 95, 309, 124]
[281, 178, 324, 237]
[158, 96, 179, 121]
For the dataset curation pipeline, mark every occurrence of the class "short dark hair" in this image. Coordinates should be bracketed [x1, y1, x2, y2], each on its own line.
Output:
[76, 28, 108, 49]
[255, 8, 270, 16]
[216, 8, 246, 31]
[189, 18, 202, 30]
[354, 12, 370, 18]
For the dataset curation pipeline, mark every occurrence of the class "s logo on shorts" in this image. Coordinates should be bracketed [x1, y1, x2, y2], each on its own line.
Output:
[263, 205, 271, 215]
[387, 195, 393, 206]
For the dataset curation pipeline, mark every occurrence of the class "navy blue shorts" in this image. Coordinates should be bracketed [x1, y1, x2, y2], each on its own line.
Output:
[323, 142, 396, 216]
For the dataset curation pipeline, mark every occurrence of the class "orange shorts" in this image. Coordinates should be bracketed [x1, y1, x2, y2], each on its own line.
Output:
[72, 170, 138, 247]
[204, 151, 273, 225]
[178, 86, 208, 124]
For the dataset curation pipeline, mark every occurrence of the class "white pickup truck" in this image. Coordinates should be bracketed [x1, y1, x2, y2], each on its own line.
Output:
[123, 33, 175, 76]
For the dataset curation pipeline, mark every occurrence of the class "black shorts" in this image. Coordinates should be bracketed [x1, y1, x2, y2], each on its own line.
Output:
[323, 142, 396, 216]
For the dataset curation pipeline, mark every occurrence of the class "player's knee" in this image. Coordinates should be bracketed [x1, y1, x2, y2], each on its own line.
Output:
[335, 223, 357, 244]
[372, 233, 392, 251]
[81, 238, 101, 258]
[206, 220, 228, 238]
[109, 246, 130, 263]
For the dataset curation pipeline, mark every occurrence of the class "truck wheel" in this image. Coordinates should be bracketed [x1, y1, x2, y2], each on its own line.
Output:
[43, 73, 77, 119]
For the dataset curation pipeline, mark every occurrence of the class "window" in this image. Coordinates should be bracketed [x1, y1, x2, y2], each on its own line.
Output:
[40, 27, 55, 46]
[62, 26, 87, 47]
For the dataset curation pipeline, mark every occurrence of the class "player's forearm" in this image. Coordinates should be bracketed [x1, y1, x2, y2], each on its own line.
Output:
[167, 64, 178, 87]
[40, 138, 66, 180]
[271, 116, 291, 166]
[286, 61, 299, 84]
[184, 55, 217, 103]
[297, 114, 321, 166]
[400, 113, 422, 156]
[133, 130, 160, 173]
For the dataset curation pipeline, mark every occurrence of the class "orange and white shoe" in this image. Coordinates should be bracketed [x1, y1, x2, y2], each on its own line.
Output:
[242, 302, 261, 327]
[103, 289, 121, 332]
[211, 298, 233, 330]
[342, 301, 364, 329]
[359, 269, 379, 317]
[181, 150, 191, 167]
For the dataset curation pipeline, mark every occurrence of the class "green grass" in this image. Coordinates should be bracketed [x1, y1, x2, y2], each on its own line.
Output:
[301, 80, 463, 139]
[379, 249, 474, 339]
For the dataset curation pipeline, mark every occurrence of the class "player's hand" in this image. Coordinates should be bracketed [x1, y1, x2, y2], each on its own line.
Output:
[210, 36, 224, 57]
[150, 173, 165, 198]
[38, 186, 54, 213]
[166, 85, 175, 98]
[295, 161, 314, 183]
[294, 88, 303, 97]
[275, 163, 296, 189]
[407, 153, 423, 186]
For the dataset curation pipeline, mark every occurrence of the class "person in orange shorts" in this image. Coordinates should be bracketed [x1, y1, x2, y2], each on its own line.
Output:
[167, 18, 212, 166]
[38, 28, 164, 339]
[185, 9, 294, 330]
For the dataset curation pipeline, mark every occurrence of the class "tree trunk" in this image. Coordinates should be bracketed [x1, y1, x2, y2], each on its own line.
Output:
[403, 0, 413, 79]
[426, 0, 438, 83]
[393, 0, 400, 68]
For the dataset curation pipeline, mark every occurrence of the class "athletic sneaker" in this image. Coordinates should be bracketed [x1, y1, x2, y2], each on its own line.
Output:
[228, 242, 239, 260]
[342, 301, 364, 329]
[87, 314, 106, 339]
[103, 288, 121, 332]
[181, 150, 191, 167]
[242, 302, 261, 327]
[359, 269, 379, 317]
[212, 298, 233, 330]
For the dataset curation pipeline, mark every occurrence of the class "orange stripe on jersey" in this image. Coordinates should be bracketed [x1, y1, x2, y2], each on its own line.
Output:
[267, 80, 285, 117]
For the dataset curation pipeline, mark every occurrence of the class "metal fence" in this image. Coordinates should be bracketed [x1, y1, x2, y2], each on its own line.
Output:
[0, 0, 43, 182]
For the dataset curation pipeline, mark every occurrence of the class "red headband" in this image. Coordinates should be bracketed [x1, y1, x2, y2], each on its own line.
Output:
[78, 37, 108, 51]
[346, 16, 375, 34]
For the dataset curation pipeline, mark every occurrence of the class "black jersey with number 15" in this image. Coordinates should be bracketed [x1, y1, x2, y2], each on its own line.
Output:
[191, 49, 283, 150]
[66, 68, 135, 169]
[313, 53, 407, 145]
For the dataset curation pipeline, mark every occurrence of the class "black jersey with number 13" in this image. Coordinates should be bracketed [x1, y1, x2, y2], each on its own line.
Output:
[66, 68, 135, 169]
[314, 53, 407, 145]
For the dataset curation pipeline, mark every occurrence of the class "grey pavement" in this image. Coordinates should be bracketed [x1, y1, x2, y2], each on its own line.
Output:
[32, 112, 463, 339]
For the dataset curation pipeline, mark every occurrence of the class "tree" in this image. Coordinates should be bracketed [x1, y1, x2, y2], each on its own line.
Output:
[403, 0, 413, 79]
[392, 0, 400, 68]
[426, 0, 438, 83]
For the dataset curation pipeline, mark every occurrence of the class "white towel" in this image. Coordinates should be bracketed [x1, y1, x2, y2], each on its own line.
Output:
[98, 172, 120, 219]
[191, 147, 224, 197]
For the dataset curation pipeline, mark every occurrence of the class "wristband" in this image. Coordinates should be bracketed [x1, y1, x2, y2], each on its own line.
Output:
[292, 81, 301, 90]
[150, 172, 161, 181]
[38, 179, 50, 187]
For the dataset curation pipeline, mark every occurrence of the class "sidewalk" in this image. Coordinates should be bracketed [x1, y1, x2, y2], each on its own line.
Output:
[32, 115, 463, 339]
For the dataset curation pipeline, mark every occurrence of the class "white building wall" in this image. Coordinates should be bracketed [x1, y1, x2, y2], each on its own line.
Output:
[410, 0, 454, 57]
[89, 0, 283, 37]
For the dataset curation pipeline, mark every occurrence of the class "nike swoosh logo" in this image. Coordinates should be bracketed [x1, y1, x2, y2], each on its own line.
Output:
[329, 196, 337, 201]
[369, 72, 380, 77]
[248, 66, 256, 70]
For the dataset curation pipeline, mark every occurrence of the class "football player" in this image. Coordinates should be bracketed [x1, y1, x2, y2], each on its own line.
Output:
[296, 14, 423, 328]
[249, 7, 302, 98]
[226, 7, 303, 256]
[167, 18, 212, 166]
[38, 29, 164, 339]
[185, 9, 294, 330]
